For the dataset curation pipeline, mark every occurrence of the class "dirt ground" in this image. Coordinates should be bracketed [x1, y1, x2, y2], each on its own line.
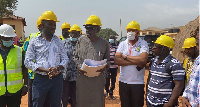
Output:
[21, 67, 183, 107]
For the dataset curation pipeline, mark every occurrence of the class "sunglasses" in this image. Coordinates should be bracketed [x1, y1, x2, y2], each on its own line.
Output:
[85, 27, 96, 30]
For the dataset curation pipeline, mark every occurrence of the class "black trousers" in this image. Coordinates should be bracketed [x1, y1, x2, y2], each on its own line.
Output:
[119, 81, 144, 107]
[62, 80, 76, 107]
[28, 78, 50, 107]
[105, 68, 117, 96]
[0, 92, 21, 107]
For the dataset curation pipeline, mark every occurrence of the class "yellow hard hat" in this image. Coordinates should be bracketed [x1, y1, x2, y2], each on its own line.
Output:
[182, 37, 196, 48]
[84, 15, 102, 26]
[125, 21, 140, 31]
[37, 16, 42, 28]
[61, 22, 70, 29]
[155, 35, 174, 48]
[40, 11, 59, 22]
[69, 24, 82, 34]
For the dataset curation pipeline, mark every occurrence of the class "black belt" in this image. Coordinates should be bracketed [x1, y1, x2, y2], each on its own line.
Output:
[35, 73, 61, 79]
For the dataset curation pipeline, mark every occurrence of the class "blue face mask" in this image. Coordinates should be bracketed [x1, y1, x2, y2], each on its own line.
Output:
[70, 37, 78, 42]
[2, 40, 14, 47]
[109, 39, 114, 43]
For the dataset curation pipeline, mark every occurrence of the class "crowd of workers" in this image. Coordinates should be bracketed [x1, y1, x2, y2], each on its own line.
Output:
[0, 10, 199, 107]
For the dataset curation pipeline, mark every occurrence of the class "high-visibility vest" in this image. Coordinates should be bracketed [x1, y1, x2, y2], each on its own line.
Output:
[0, 45, 23, 96]
[60, 35, 65, 40]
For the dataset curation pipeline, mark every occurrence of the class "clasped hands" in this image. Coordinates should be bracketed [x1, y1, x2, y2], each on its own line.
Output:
[48, 66, 61, 79]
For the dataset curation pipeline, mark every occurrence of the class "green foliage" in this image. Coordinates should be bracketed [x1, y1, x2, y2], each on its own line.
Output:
[97, 28, 118, 41]
[0, 0, 18, 18]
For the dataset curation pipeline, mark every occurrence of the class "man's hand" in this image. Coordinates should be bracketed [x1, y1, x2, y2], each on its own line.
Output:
[21, 85, 28, 96]
[76, 65, 87, 74]
[96, 66, 106, 73]
[48, 67, 61, 78]
[163, 103, 173, 107]
[182, 97, 191, 107]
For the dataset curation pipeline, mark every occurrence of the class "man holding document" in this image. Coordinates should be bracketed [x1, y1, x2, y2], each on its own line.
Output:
[74, 15, 110, 107]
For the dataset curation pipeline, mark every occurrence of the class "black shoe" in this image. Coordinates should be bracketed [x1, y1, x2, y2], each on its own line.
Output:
[104, 92, 108, 97]
[109, 95, 116, 100]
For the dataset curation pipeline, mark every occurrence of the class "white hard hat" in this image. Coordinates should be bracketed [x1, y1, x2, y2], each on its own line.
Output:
[0, 24, 16, 37]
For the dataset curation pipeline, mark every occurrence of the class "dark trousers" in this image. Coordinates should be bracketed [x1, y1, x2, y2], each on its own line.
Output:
[0, 92, 21, 107]
[105, 68, 117, 96]
[28, 79, 50, 107]
[119, 81, 144, 107]
[62, 80, 76, 107]
[32, 74, 63, 107]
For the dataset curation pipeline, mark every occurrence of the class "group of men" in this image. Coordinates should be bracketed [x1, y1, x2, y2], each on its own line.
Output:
[0, 9, 199, 107]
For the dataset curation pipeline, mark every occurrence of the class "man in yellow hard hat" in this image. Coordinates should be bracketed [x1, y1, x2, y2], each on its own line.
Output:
[24, 11, 68, 107]
[146, 35, 185, 107]
[24, 16, 50, 107]
[114, 21, 149, 107]
[74, 15, 110, 107]
[182, 37, 199, 85]
[182, 31, 200, 107]
[62, 24, 81, 107]
[0, 24, 28, 107]
[60, 22, 71, 40]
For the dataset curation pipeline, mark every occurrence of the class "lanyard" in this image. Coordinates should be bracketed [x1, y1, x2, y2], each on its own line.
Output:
[128, 41, 137, 56]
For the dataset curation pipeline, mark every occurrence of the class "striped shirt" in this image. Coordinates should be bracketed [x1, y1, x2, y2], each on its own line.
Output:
[182, 55, 200, 107]
[110, 43, 118, 68]
[147, 55, 185, 106]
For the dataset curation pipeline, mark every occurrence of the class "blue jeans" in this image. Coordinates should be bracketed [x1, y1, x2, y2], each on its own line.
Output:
[32, 74, 63, 107]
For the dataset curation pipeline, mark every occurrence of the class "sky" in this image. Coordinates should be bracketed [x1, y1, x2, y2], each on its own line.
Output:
[14, 0, 199, 38]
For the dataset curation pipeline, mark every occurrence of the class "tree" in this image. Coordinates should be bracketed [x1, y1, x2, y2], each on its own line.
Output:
[97, 28, 118, 41]
[0, 0, 18, 18]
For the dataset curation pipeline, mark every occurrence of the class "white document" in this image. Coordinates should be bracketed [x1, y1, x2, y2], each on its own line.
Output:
[81, 59, 107, 77]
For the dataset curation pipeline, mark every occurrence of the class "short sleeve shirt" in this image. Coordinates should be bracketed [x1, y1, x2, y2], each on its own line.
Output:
[117, 38, 149, 84]
[147, 55, 185, 106]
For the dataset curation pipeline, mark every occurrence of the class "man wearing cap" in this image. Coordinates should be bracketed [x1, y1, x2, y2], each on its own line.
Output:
[24, 11, 68, 107]
[104, 35, 118, 100]
[114, 21, 149, 107]
[0, 24, 28, 107]
[74, 15, 110, 107]
[146, 35, 185, 107]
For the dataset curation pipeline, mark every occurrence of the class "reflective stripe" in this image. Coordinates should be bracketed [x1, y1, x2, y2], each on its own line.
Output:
[17, 47, 22, 69]
[7, 79, 23, 86]
[0, 69, 22, 74]
[0, 82, 5, 87]
[0, 79, 23, 87]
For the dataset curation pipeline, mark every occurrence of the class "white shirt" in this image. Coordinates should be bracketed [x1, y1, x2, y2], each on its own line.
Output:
[117, 38, 149, 84]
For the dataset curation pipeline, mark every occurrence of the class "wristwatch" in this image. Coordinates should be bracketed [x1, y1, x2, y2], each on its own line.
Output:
[23, 85, 28, 88]
[124, 55, 127, 60]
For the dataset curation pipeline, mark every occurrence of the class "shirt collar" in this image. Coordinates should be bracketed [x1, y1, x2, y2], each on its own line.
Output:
[125, 37, 141, 45]
[38, 34, 57, 40]
[154, 54, 171, 64]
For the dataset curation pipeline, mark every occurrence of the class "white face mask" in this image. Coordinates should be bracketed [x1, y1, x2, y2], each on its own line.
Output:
[127, 32, 136, 40]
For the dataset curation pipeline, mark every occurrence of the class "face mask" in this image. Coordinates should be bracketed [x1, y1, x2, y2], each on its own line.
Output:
[109, 39, 114, 43]
[70, 37, 78, 42]
[127, 32, 136, 40]
[2, 40, 14, 47]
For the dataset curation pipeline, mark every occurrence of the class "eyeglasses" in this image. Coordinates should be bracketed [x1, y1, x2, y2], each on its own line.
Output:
[85, 27, 96, 30]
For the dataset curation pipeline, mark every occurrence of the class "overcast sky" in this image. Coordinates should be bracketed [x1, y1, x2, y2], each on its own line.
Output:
[14, 0, 199, 38]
